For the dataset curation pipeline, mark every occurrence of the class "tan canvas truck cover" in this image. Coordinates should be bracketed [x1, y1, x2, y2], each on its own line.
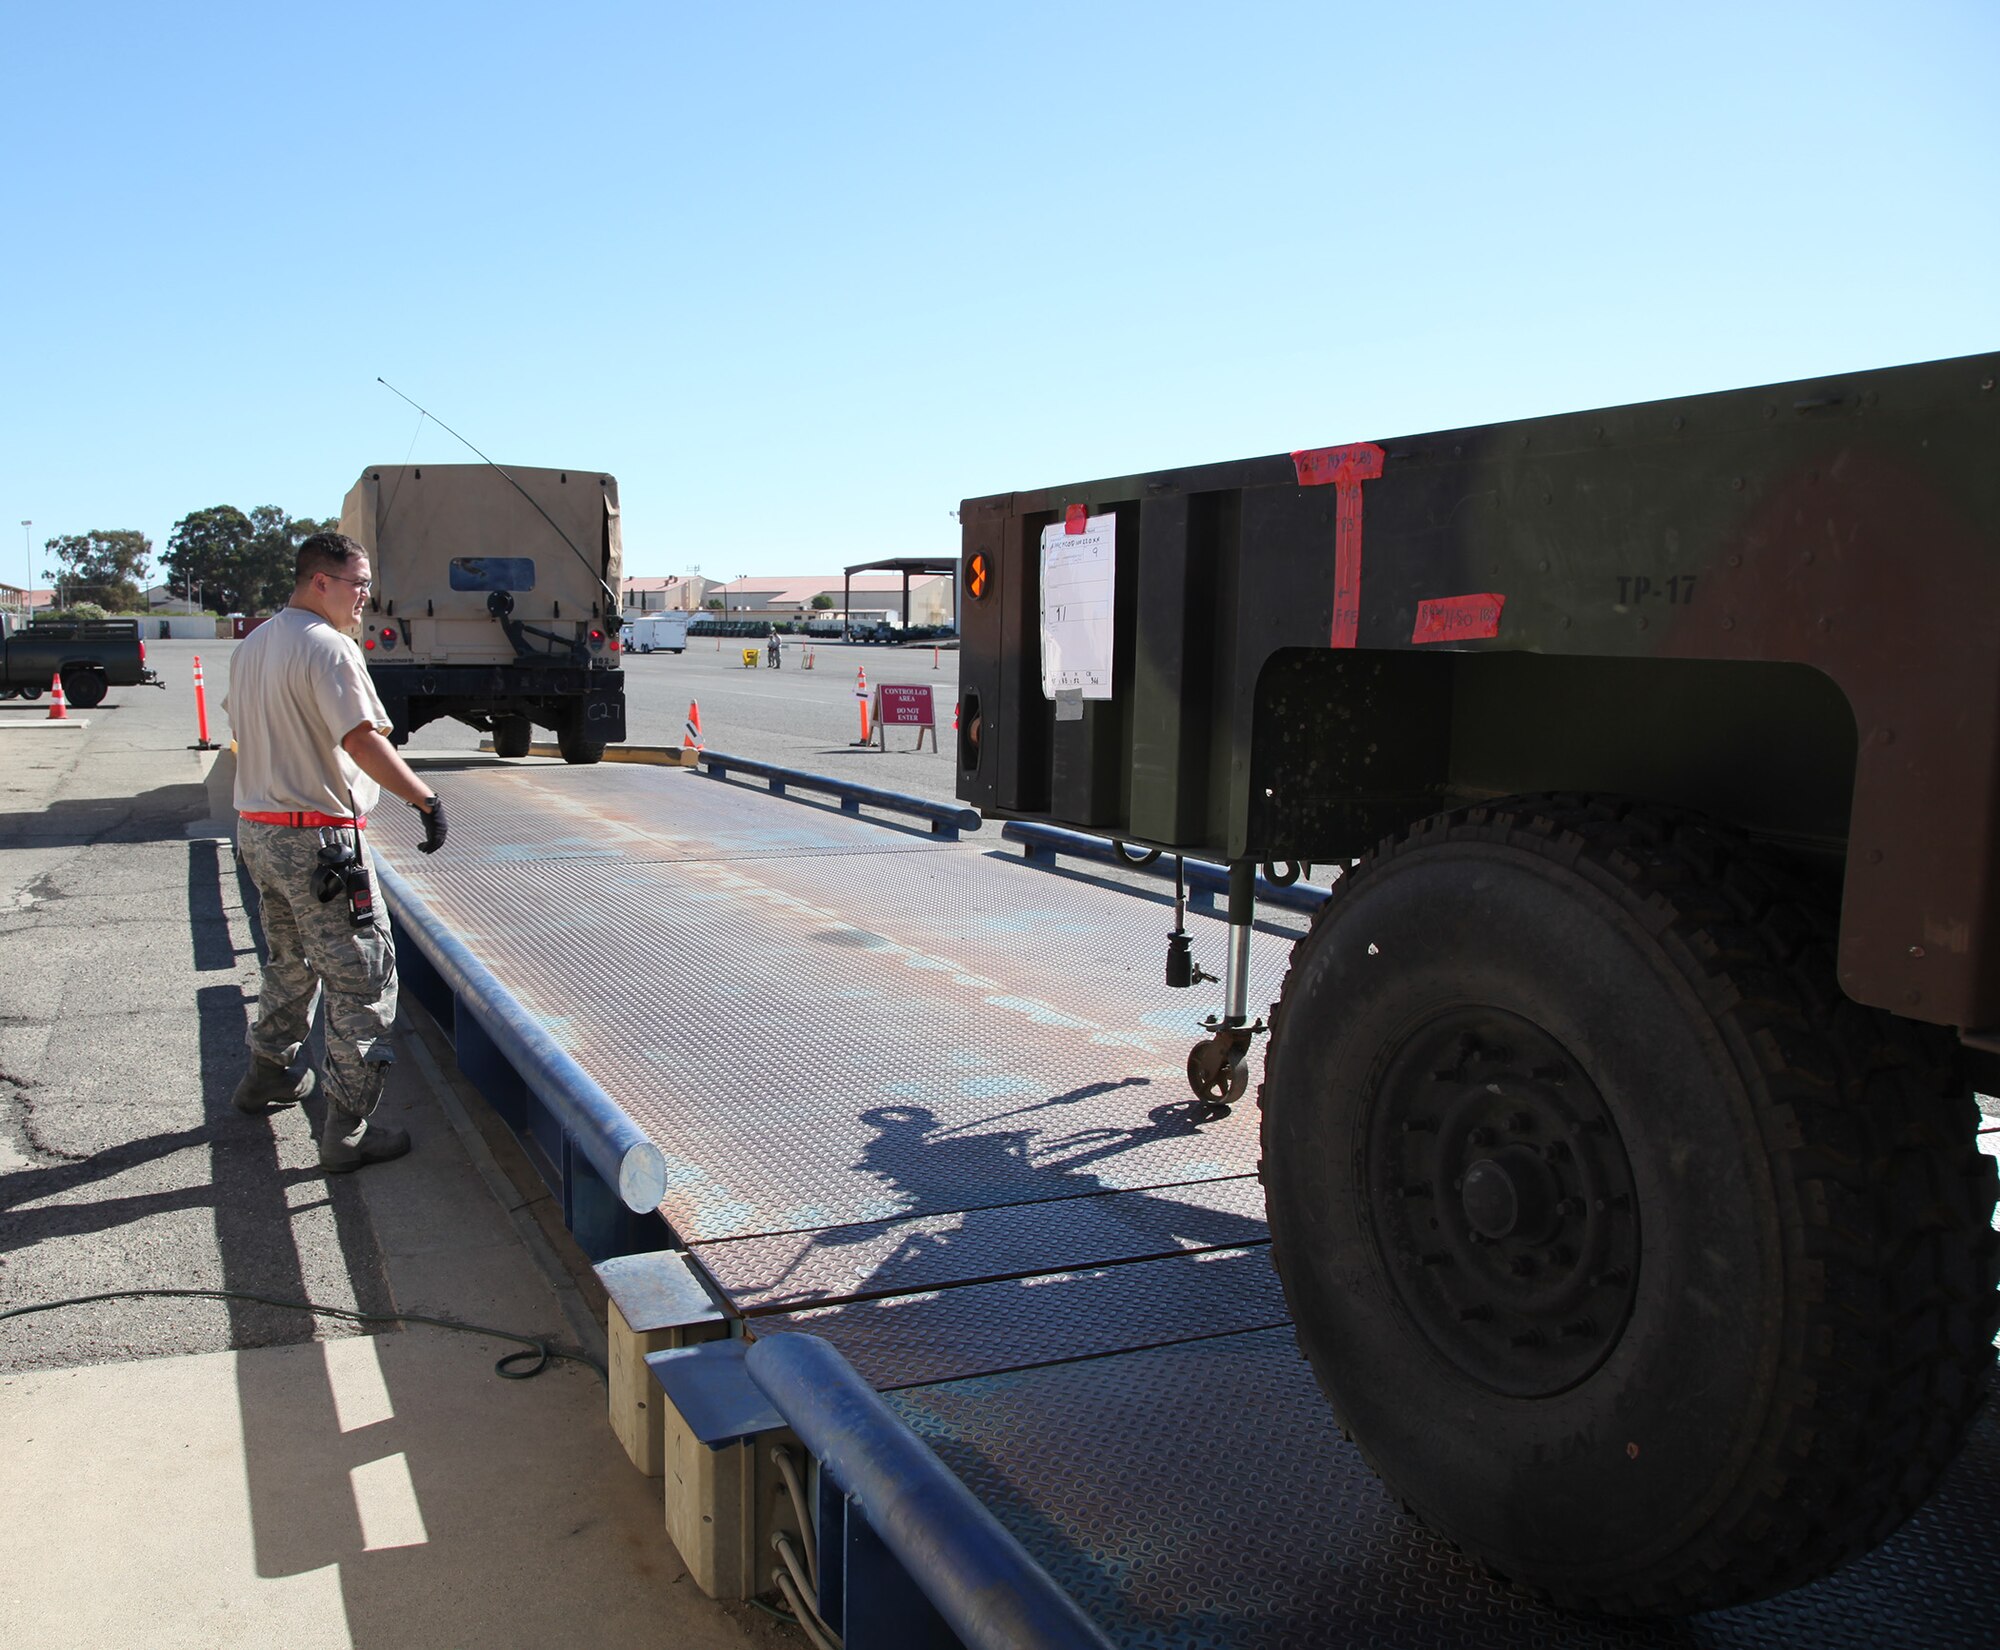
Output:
[340, 464, 621, 665]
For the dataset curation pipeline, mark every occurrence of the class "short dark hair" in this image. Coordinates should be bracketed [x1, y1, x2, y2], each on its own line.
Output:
[295, 532, 367, 586]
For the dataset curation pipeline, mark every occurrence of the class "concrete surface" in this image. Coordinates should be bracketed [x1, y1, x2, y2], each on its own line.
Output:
[1, 1330, 753, 1650]
[0, 650, 780, 1647]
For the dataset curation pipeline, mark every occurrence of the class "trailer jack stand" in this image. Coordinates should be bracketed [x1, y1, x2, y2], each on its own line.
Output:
[1182, 858, 1264, 1119]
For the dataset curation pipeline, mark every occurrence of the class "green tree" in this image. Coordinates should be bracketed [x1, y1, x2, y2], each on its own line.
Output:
[162, 506, 256, 614]
[810, 593, 835, 610]
[163, 506, 334, 614]
[42, 529, 151, 610]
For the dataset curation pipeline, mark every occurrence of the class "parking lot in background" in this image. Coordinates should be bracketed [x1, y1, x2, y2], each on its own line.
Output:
[409, 636, 963, 807]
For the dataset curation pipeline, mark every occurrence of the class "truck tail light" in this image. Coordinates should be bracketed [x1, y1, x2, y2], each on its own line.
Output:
[138, 639, 147, 661]
[378, 627, 397, 651]
[589, 628, 605, 651]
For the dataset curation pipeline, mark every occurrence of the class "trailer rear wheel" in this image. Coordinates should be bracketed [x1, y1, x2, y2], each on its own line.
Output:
[1260, 794, 1998, 1614]
[492, 714, 533, 759]
[61, 666, 107, 709]
[555, 706, 605, 766]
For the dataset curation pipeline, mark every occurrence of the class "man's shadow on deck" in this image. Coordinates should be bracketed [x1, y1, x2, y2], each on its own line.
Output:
[750, 1091, 1271, 1329]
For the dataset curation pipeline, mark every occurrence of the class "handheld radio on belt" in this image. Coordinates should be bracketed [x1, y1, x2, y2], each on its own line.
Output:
[312, 790, 375, 928]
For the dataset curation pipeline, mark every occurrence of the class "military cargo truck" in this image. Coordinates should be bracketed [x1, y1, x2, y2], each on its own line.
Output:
[339, 463, 627, 763]
[955, 351, 2000, 1613]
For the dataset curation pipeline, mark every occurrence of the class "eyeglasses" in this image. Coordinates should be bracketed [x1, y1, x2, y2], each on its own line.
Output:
[321, 573, 372, 593]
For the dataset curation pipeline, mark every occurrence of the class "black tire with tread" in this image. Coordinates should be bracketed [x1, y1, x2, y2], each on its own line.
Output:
[492, 714, 533, 758]
[62, 666, 108, 709]
[554, 706, 605, 765]
[1259, 793, 1999, 1614]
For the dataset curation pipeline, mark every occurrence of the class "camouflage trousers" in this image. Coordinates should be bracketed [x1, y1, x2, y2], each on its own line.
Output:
[238, 819, 399, 1124]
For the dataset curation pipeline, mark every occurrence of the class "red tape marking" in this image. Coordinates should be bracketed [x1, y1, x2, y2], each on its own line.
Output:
[1064, 503, 1088, 534]
[1412, 593, 1506, 644]
[1292, 442, 1385, 647]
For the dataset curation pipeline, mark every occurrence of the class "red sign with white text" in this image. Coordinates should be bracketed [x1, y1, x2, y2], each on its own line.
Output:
[876, 683, 935, 726]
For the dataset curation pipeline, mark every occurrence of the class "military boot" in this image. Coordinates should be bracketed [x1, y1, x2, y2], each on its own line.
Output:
[232, 1056, 318, 1114]
[319, 1046, 407, 1171]
[320, 1114, 412, 1172]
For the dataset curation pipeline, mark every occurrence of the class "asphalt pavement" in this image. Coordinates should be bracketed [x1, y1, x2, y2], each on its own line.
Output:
[418, 633, 965, 805]
[142, 632, 961, 805]
[0, 642, 775, 1648]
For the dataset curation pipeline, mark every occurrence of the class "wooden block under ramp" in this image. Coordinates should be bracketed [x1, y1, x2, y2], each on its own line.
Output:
[595, 1250, 728, 1477]
[646, 1339, 803, 1601]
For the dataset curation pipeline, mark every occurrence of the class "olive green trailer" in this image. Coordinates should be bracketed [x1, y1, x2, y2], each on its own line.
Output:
[955, 352, 2000, 1614]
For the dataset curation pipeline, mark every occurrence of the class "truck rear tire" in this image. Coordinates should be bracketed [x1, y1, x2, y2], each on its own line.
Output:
[492, 715, 533, 759]
[1259, 794, 1999, 1614]
[555, 707, 605, 765]
[61, 666, 107, 709]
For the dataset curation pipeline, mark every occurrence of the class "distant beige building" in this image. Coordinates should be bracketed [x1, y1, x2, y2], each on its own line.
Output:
[713, 573, 953, 627]
[620, 575, 716, 615]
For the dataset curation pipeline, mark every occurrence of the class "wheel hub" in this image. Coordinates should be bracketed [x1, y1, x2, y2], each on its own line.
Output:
[1460, 1152, 1559, 1242]
[1366, 1010, 1640, 1397]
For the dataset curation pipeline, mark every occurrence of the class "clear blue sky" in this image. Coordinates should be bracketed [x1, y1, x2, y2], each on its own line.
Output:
[2, 1, 1994, 589]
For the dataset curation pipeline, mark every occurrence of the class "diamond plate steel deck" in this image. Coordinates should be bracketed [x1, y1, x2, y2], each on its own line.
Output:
[375, 762, 1999, 1647]
[372, 763, 1287, 1277]
[751, 1245, 1288, 1390]
[380, 761, 955, 865]
[888, 1329, 2000, 1650]
[699, 1174, 1267, 1315]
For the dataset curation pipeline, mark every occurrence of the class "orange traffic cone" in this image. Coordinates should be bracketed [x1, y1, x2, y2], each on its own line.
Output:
[683, 700, 704, 752]
[46, 671, 66, 721]
[853, 667, 871, 746]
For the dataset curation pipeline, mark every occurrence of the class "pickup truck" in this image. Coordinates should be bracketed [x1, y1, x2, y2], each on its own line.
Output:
[0, 618, 163, 706]
[956, 350, 2000, 1614]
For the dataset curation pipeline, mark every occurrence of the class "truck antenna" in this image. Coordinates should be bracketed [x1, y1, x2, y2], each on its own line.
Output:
[375, 377, 618, 612]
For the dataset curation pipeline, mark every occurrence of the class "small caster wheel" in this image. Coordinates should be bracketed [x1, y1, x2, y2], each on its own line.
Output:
[1187, 1041, 1250, 1109]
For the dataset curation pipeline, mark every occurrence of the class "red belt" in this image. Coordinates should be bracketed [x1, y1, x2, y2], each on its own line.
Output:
[240, 811, 368, 829]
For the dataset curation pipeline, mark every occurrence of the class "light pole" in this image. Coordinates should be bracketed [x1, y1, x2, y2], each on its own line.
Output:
[18, 521, 29, 614]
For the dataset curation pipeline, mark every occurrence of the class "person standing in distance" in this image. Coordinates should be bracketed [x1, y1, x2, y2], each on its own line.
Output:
[224, 531, 448, 1170]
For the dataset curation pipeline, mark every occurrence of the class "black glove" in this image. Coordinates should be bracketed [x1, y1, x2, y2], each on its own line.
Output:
[417, 792, 447, 854]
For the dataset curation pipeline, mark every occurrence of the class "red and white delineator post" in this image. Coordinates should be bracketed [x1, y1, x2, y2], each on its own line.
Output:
[191, 655, 219, 750]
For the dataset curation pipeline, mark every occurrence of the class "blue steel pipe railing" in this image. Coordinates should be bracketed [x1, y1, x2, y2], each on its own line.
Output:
[699, 749, 981, 839]
[375, 857, 668, 1213]
[746, 1334, 1118, 1650]
[1000, 820, 1335, 914]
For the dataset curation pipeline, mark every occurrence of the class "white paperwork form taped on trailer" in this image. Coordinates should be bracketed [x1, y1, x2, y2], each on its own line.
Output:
[1040, 513, 1115, 700]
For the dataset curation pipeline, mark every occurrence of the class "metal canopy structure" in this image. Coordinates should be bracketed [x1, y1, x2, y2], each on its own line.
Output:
[841, 555, 957, 636]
